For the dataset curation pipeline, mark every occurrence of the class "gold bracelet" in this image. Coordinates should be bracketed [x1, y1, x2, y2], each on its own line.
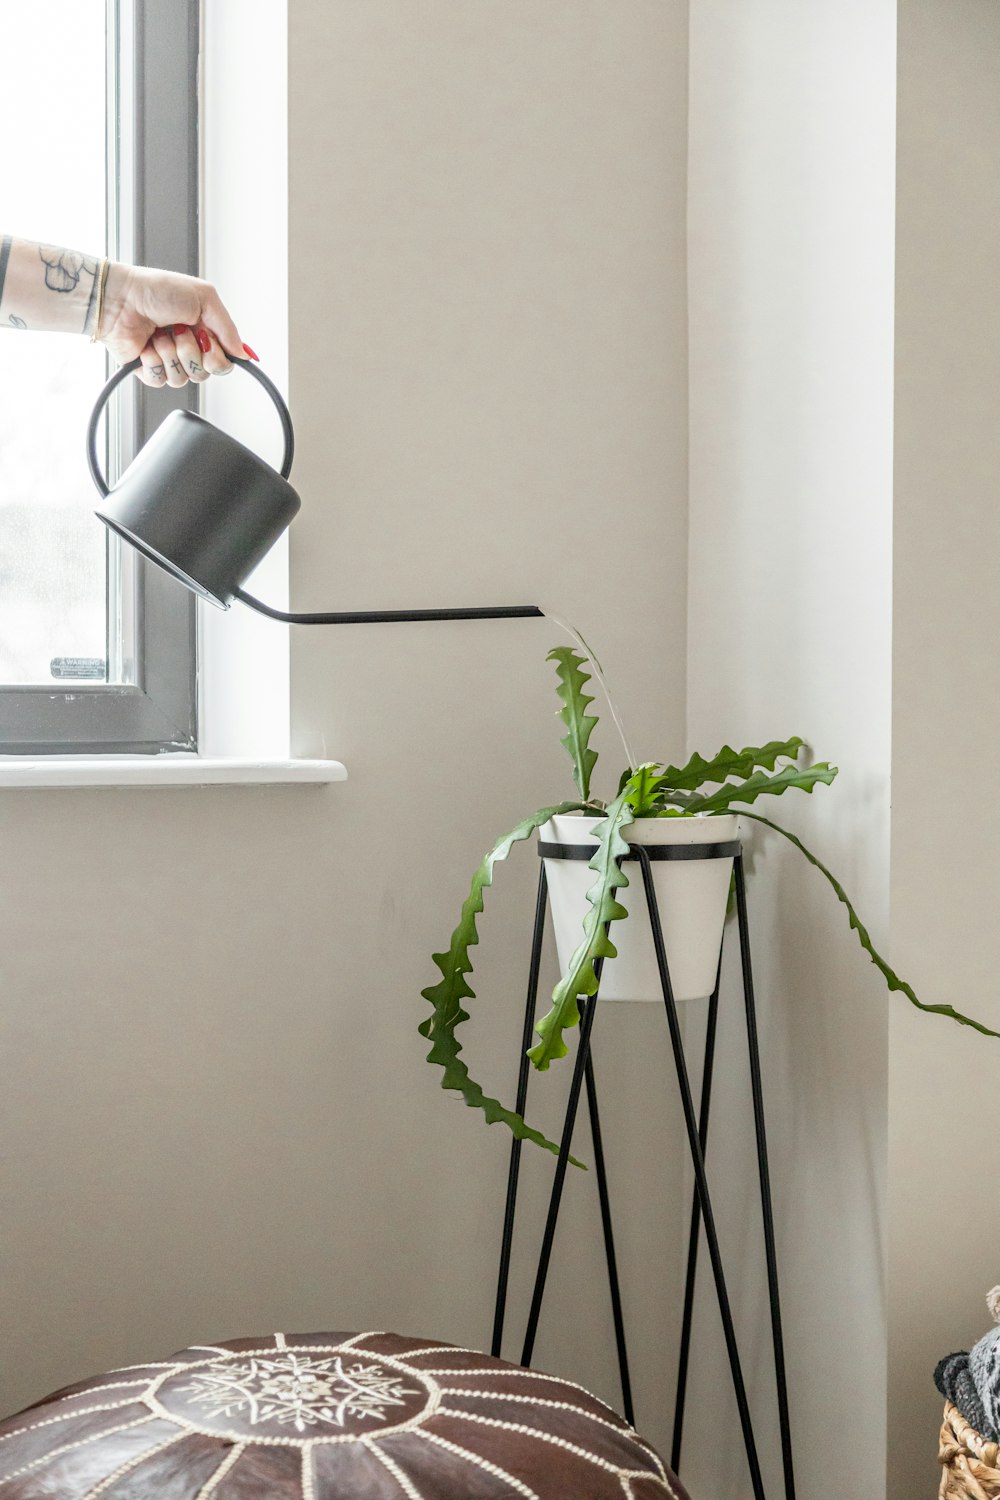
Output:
[90, 256, 110, 342]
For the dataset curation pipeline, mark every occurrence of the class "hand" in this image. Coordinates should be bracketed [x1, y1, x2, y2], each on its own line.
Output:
[99, 262, 255, 387]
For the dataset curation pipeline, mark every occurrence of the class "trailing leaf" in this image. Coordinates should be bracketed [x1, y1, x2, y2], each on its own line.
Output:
[655, 739, 807, 794]
[741, 811, 1000, 1039]
[419, 801, 591, 1161]
[678, 762, 838, 815]
[548, 647, 599, 801]
[528, 791, 635, 1070]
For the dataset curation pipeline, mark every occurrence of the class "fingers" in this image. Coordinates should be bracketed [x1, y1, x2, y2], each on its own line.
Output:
[198, 327, 234, 377]
[151, 328, 188, 388]
[136, 341, 168, 387]
[132, 324, 236, 385]
[111, 266, 256, 373]
[172, 324, 211, 384]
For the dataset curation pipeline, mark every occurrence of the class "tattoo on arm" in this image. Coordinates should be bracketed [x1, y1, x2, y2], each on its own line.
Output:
[0, 235, 12, 309]
[8, 314, 26, 329]
[38, 245, 99, 333]
[38, 245, 97, 293]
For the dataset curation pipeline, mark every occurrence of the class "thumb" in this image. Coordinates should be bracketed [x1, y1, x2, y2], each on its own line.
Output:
[198, 289, 246, 361]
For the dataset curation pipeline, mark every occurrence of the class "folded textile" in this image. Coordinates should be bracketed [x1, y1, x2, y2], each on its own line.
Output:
[935, 1350, 998, 1443]
[969, 1287, 1000, 1441]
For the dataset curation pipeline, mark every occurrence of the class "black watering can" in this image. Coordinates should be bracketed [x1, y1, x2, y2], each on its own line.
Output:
[88, 357, 542, 625]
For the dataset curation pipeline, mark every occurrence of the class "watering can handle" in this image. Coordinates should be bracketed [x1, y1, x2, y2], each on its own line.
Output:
[86, 356, 295, 499]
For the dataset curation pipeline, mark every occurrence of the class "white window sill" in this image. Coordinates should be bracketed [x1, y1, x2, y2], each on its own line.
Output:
[0, 757, 347, 789]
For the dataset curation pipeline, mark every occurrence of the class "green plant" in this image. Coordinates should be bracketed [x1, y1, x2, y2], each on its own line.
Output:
[420, 646, 998, 1160]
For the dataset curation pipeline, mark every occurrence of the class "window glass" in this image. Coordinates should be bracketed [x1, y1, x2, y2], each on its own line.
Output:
[0, 1, 110, 685]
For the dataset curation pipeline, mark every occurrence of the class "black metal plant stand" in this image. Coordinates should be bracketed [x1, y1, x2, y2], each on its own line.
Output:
[490, 837, 795, 1500]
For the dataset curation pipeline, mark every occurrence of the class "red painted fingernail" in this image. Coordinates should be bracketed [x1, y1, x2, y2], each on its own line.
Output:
[196, 328, 211, 354]
[242, 343, 260, 362]
[173, 324, 189, 336]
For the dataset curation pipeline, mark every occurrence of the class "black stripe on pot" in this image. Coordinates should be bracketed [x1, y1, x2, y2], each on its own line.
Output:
[537, 841, 741, 862]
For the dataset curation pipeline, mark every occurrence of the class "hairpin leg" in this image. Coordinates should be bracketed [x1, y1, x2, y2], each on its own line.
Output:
[671, 957, 722, 1472]
[583, 1041, 634, 1424]
[520, 967, 604, 1369]
[635, 847, 766, 1500]
[492, 863, 549, 1359]
[734, 853, 795, 1500]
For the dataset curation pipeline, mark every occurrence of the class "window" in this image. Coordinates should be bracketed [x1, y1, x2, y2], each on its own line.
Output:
[0, 0, 199, 753]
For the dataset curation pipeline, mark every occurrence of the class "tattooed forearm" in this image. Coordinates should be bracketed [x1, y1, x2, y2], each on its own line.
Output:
[39, 245, 97, 293]
[0, 235, 103, 334]
[38, 245, 99, 334]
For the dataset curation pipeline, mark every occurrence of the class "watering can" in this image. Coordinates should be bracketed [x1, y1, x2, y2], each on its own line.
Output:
[87, 357, 541, 625]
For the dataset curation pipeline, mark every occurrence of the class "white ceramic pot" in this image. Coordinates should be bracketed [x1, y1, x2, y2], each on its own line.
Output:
[540, 812, 741, 1002]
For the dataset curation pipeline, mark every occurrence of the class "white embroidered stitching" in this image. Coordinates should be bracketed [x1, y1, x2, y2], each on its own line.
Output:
[0, 1392, 151, 1448]
[394, 1344, 486, 1361]
[108, 1362, 179, 1372]
[335, 1332, 384, 1351]
[417, 1363, 608, 1406]
[363, 1438, 426, 1500]
[647, 1444, 669, 1481]
[275, 1333, 287, 1351]
[429, 1409, 623, 1475]
[426, 1413, 678, 1497]
[193, 1443, 245, 1499]
[176, 1352, 423, 1433]
[144, 1350, 442, 1447]
[82, 1430, 188, 1498]
[419, 1428, 540, 1499]
[300, 1440, 315, 1500]
[88, 1379, 155, 1394]
[620, 1469, 679, 1498]
[438, 1388, 664, 1470]
[443, 1388, 633, 1430]
[0, 1415, 156, 1485]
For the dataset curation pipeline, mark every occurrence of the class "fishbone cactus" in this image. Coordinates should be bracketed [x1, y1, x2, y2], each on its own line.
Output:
[420, 646, 998, 1163]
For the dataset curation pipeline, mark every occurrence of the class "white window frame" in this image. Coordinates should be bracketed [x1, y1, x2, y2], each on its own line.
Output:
[0, 0, 200, 754]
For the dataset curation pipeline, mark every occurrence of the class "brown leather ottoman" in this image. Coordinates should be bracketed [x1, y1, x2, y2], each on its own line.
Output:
[0, 1331, 686, 1499]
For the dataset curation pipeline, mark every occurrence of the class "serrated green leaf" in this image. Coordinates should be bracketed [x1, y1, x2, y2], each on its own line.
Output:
[419, 800, 591, 1163]
[621, 762, 667, 817]
[548, 647, 599, 801]
[654, 739, 807, 794]
[528, 791, 635, 1070]
[679, 762, 838, 815]
[741, 812, 1000, 1039]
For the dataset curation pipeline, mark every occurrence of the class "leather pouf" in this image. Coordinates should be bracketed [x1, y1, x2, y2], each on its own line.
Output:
[0, 1331, 688, 1499]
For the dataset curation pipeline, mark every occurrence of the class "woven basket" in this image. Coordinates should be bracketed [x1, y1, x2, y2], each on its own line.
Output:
[940, 1400, 1000, 1498]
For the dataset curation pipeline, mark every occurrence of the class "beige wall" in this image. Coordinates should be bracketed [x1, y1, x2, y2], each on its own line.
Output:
[1, 0, 693, 1461]
[286, 0, 691, 1450]
[889, 2, 1000, 1493]
[686, 4, 896, 1496]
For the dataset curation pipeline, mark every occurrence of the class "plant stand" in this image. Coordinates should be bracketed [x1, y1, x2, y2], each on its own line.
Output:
[490, 836, 795, 1500]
